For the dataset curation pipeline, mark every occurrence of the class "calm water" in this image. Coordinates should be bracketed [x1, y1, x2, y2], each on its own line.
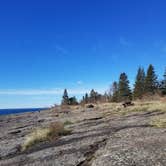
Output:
[0, 108, 48, 115]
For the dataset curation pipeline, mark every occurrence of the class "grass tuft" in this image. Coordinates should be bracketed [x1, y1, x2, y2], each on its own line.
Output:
[150, 117, 166, 128]
[22, 121, 71, 151]
[64, 120, 73, 126]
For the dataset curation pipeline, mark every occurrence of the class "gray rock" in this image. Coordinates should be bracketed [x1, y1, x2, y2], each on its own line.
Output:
[0, 107, 166, 166]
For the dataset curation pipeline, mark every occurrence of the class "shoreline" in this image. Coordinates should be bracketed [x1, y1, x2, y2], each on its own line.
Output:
[0, 108, 49, 116]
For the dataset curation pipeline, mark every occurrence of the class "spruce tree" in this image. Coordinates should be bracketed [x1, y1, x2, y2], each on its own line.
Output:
[68, 96, 78, 105]
[118, 73, 132, 102]
[61, 89, 69, 105]
[84, 93, 89, 104]
[82, 96, 85, 104]
[145, 64, 158, 94]
[161, 68, 166, 95]
[133, 67, 145, 99]
[90, 89, 97, 103]
[111, 81, 119, 102]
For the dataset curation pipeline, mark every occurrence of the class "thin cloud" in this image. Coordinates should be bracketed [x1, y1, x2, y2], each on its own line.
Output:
[77, 81, 83, 85]
[0, 87, 107, 96]
[0, 89, 90, 96]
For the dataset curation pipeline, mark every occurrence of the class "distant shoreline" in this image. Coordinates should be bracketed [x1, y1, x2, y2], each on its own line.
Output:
[0, 108, 49, 116]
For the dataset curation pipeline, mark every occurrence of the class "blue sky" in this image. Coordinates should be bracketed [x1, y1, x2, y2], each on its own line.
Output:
[0, 0, 166, 108]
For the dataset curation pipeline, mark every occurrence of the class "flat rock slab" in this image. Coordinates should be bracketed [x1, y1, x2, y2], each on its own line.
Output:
[0, 107, 166, 166]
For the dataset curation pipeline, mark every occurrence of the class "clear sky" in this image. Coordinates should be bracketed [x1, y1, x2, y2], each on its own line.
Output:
[0, 0, 166, 108]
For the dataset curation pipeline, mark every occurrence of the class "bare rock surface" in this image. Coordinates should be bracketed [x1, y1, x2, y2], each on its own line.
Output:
[0, 105, 166, 166]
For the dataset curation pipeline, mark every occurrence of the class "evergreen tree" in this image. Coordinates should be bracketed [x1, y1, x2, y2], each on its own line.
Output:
[85, 93, 89, 104]
[133, 67, 145, 99]
[111, 81, 119, 102]
[81, 93, 88, 104]
[68, 96, 78, 105]
[118, 73, 132, 102]
[145, 64, 158, 94]
[90, 89, 97, 103]
[61, 89, 69, 105]
[161, 68, 166, 95]
[82, 96, 85, 103]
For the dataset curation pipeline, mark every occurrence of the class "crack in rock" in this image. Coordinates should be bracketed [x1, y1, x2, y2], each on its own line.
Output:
[77, 138, 108, 166]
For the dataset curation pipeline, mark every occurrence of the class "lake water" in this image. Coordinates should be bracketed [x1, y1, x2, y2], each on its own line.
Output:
[0, 108, 48, 115]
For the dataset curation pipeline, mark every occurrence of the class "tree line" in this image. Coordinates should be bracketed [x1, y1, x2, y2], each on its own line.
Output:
[61, 64, 166, 105]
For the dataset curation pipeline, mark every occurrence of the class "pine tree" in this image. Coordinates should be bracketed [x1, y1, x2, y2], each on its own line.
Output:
[133, 67, 145, 99]
[81, 96, 85, 104]
[68, 96, 78, 105]
[111, 81, 119, 102]
[118, 73, 132, 102]
[90, 89, 97, 103]
[161, 68, 166, 95]
[61, 89, 69, 105]
[85, 93, 89, 104]
[145, 64, 158, 94]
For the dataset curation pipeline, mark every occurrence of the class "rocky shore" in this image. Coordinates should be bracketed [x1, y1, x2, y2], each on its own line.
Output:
[0, 103, 166, 166]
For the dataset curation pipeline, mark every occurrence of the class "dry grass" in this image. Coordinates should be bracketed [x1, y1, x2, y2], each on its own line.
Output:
[22, 122, 71, 151]
[64, 120, 73, 126]
[117, 105, 149, 115]
[22, 128, 50, 151]
[99, 100, 166, 117]
[98, 103, 120, 109]
[117, 101, 166, 115]
[100, 101, 166, 128]
[147, 100, 166, 128]
[150, 116, 166, 128]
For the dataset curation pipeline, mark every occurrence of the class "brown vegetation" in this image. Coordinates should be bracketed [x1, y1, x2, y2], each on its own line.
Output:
[22, 121, 71, 151]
